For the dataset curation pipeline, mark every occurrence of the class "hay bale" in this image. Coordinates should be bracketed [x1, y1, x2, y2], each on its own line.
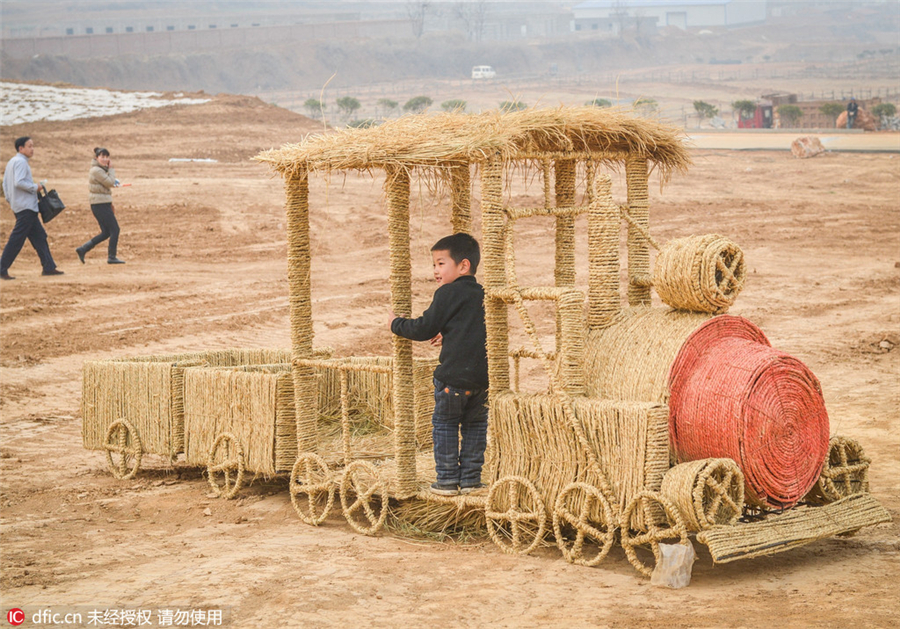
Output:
[489, 392, 669, 531]
[790, 136, 826, 159]
[583, 307, 712, 404]
[653, 234, 745, 313]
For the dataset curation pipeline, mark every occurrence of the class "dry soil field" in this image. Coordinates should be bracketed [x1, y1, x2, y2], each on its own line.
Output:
[1, 94, 899, 629]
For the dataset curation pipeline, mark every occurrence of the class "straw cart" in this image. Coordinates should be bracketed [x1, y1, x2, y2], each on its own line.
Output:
[82, 349, 292, 480]
[181, 358, 437, 502]
[254, 107, 888, 576]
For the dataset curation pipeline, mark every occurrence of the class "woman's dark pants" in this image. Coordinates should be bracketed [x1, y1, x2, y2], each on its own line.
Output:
[82, 202, 119, 259]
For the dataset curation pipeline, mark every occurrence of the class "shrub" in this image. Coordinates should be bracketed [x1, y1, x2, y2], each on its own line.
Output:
[377, 98, 399, 116]
[347, 118, 379, 129]
[441, 99, 467, 112]
[303, 98, 324, 118]
[403, 96, 433, 113]
[819, 102, 844, 126]
[633, 97, 658, 114]
[585, 98, 612, 108]
[732, 99, 757, 119]
[499, 100, 527, 112]
[693, 100, 719, 121]
[777, 104, 803, 127]
[872, 102, 897, 118]
[336, 96, 361, 120]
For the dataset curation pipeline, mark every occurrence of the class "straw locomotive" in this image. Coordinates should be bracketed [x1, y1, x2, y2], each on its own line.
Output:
[83, 107, 889, 577]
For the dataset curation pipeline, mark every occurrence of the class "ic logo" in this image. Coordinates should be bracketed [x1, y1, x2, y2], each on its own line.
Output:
[7, 608, 25, 626]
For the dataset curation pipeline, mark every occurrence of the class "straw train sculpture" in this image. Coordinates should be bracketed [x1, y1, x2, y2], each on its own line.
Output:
[82, 107, 889, 578]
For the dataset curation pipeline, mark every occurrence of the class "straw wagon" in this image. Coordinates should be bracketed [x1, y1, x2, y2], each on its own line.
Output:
[83, 349, 437, 511]
[82, 349, 292, 480]
[254, 106, 889, 576]
[181, 357, 437, 505]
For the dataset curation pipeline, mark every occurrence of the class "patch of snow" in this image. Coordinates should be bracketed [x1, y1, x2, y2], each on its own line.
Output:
[0, 82, 210, 125]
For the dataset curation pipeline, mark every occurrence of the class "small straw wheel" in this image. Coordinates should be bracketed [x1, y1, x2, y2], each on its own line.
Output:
[653, 234, 745, 313]
[806, 437, 871, 505]
[620, 490, 689, 578]
[660, 459, 744, 531]
[552, 481, 617, 567]
[290, 452, 335, 526]
[206, 433, 245, 500]
[485, 476, 548, 556]
[339, 460, 387, 536]
[104, 419, 142, 480]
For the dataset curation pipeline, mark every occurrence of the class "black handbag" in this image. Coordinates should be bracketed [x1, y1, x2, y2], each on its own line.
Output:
[37, 188, 66, 223]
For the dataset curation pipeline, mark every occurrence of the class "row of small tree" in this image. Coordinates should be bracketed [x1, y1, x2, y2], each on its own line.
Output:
[301, 96, 541, 124]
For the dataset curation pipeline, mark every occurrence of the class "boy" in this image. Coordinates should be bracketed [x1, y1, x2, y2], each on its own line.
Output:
[390, 233, 489, 496]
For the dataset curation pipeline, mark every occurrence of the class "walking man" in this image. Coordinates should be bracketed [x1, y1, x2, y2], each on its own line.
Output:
[1, 136, 63, 279]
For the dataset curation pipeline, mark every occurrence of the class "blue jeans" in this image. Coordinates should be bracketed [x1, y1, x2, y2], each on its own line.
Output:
[432, 378, 488, 487]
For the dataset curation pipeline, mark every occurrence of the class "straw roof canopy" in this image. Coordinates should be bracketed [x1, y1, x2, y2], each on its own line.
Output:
[255, 106, 691, 179]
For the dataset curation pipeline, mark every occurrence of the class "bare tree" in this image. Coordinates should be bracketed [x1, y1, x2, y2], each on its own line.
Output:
[455, 0, 488, 43]
[406, 0, 431, 39]
[611, 0, 629, 38]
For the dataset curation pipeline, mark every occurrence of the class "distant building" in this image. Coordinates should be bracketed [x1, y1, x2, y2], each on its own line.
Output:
[572, 0, 767, 32]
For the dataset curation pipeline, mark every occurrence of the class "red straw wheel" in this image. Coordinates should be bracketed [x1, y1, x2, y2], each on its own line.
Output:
[668, 316, 830, 509]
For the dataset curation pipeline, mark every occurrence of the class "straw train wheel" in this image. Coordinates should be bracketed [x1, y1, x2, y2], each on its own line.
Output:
[815, 437, 870, 503]
[620, 491, 688, 578]
[104, 419, 142, 480]
[290, 453, 334, 526]
[552, 482, 617, 567]
[339, 460, 387, 536]
[712, 244, 744, 303]
[695, 459, 744, 528]
[485, 476, 547, 556]
[207, 433, 245, 500]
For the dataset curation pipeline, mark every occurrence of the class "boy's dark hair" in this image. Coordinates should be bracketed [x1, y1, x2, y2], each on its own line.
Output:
[94, 147, 110, 157]
[14, 137, 31, 152]
[431, 233, 480, 274]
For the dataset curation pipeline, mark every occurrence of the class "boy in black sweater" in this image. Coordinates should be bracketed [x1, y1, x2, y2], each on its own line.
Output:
[390, 233, 489, 496]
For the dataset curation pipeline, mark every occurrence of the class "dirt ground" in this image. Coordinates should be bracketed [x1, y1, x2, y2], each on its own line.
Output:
[1, 95, 899, 629]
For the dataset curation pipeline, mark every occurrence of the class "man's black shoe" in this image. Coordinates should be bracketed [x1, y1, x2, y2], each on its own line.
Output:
[0, 272, 14, 280]
[41, 269, 64, 276]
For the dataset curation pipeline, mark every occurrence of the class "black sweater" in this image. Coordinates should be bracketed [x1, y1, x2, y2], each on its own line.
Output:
[391, 275, 489, 389]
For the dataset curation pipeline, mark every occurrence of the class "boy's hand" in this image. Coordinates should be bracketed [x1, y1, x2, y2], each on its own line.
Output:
[389, 310, 398, 326]
[429, 333, 443, 347]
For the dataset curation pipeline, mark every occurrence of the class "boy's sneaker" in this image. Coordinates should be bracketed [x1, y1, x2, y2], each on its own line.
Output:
[459, 483, 488, 495]
[430, 482, 459, 496]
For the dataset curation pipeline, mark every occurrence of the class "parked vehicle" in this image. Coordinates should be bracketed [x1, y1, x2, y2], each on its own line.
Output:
[471, 65, 496, 79]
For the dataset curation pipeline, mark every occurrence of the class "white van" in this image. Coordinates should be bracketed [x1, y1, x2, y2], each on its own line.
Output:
[471, 65, 496, 79]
